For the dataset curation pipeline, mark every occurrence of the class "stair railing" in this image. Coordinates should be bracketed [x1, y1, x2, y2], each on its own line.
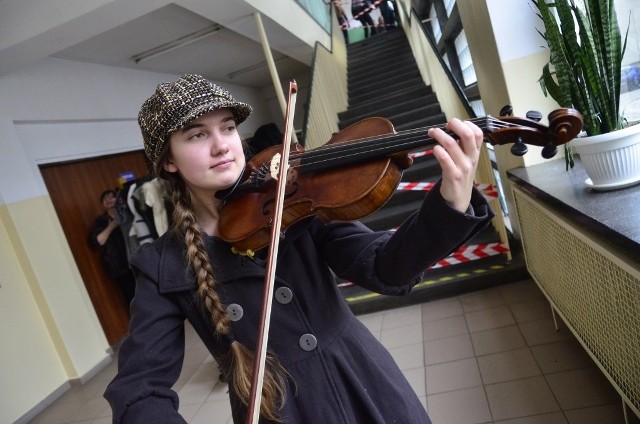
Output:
[395, 0, 511, 259]
[302, 5, 348, 150]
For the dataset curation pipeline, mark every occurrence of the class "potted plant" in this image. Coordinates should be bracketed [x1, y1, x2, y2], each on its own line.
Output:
[534, 0, 640, 190]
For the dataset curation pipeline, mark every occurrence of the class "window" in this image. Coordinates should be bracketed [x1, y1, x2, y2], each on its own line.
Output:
[469, 99, 485, 117]
[297, 0, 331, 32]
[429, 5, 441, 42]
[443, 0, 456, 17]
[454, 30, 477, 86]
[420, 0, 482, 116]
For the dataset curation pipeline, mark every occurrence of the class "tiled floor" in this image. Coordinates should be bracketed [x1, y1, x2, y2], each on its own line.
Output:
[27, 278, 640, 424]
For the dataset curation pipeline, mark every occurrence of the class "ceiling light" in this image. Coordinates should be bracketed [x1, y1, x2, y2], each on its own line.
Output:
[132, 24, 221, 64]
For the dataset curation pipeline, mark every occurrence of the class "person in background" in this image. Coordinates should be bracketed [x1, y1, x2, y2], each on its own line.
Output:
[247, 122, 283, 159]
[90, 189, 136, 307]
[379, 0, 397, 29]
[376, 15, 386, 32]
[351, 0, 377, 38]
[104, 74, 494, 423]
[333, 0, 350, 43]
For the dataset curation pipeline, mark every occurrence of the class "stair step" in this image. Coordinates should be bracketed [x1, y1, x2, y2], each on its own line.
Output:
[335, 25, 528, 312]
[348, 75, 426, 104]
[340, 99, 443, 129]
[348, 40, 413, 68]
[347, 30, 407, 57]
[343, 232, 528, 315]
[386, 105, 446, 129]
[394, 114, 447, 131]
[380, 188, 430, 210]
[348, 45, 413, 71]
[361, 176, 447, 232]
[398, 104, 443, 123]
[348, 66, 421, 95]
[401, 157, 441, 181]
[349, 74, 426, 100]
[340, 87, 434, 120]
[344, 244, 528, 315]
[348, 34, 413, 69]
[348, 53, 416, 81]
[347, 30, 405, 48]
[348, 38, 410, 60]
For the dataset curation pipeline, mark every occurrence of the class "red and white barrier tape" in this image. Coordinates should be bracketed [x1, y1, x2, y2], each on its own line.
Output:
[397, 182, 498, 199]
[346, 0, 386, 22]
[476, 184, 499, 199]
[408, 149, 434, 159]
[429, 242, 509, 269]
[336, 242, 510, 287]
[397, 181, 436, 191]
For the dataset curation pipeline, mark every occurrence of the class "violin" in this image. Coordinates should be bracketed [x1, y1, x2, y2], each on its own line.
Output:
[219, 108, 583, 254]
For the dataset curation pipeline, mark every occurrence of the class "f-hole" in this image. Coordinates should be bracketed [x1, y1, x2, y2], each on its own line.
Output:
[261, 182, 299, 216]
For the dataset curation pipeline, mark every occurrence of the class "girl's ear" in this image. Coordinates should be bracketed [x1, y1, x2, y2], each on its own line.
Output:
[163, 158, 178, 173]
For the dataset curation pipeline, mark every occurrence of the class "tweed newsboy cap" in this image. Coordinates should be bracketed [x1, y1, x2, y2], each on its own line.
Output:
[138, 74, 252, 163]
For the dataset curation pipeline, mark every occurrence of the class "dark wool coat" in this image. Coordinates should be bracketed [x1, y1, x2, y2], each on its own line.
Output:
[105, 182, 494, 423]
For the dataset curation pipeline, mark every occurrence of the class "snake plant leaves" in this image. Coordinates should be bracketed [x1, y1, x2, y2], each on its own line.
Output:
[533, 0, 629, 168]
[534, 0, 628, 136]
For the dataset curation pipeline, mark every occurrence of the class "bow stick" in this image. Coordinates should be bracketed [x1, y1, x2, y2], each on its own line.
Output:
[246, 80, 298, 424]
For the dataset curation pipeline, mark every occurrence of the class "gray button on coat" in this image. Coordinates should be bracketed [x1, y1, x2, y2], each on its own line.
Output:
[105, 182, 493, 423]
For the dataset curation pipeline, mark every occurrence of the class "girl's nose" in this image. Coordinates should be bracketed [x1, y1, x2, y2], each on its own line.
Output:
[211, 139, 229, 156]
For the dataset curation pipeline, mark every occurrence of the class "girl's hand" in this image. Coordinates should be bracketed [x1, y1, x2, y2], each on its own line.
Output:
[427, 119, 484, 213]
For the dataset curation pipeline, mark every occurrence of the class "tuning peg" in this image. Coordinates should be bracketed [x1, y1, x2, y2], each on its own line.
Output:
[526, 110, 543, 122]
[499, 105, 513, 116]
[510, 136, 528, 156]
[541, 142, 557, 159]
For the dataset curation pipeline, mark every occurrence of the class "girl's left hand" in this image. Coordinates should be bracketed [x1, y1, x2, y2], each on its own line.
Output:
[428, 118, 484, 213]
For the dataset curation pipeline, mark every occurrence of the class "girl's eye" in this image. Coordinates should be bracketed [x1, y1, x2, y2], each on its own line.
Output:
[188, 132, 206, 141]
[223, 124, 237, 133]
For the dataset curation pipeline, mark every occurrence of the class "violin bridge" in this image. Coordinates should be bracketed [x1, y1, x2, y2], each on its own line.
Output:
[270, 153, 289, 180]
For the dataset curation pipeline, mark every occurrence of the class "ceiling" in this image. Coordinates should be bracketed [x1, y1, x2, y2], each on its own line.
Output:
[0, 1, 318, 89]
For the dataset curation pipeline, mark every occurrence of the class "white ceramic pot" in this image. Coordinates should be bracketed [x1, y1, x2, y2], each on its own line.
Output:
[572, 123, 640, 190]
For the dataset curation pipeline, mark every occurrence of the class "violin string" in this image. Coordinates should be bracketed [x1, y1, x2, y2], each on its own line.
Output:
[294, 133, 430, 169]
[293, 118, 515, 169]
[292, 117, 516, 163]
[300, 132, 434, 166]
[292, 120, 478, 163]
[290, 117, 517, 170]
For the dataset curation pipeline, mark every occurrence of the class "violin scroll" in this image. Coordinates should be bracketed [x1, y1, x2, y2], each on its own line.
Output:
[484, 107, 583, 159]
[548, 108, 584, 142]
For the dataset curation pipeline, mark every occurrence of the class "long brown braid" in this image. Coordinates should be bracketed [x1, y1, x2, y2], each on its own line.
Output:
[155, 154, 289, 421]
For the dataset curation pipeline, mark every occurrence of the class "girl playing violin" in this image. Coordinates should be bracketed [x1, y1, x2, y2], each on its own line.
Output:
[105, 74, 494, 423]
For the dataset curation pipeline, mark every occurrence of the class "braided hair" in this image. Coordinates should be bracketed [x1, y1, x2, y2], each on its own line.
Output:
[155, 146, 289, 421]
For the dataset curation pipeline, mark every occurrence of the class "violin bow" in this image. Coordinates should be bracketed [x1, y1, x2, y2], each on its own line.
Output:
[246, 80, 298, 424]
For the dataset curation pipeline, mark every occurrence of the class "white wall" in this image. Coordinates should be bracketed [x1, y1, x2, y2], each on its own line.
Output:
[0, 193, 70, 424]
[0, 0, 325, 420]
[0, 56, 276, 423]
[7, 57, 274, 165]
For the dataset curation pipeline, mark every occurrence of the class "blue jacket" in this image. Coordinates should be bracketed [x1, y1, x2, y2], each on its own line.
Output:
[104, 181, 493, 423]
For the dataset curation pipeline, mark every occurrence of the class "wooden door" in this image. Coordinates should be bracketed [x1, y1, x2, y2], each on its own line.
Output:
[40, 151, 150, 344]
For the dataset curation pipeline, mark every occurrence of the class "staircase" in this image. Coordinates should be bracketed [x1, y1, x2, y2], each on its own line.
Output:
[336, 29, 529, 314]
